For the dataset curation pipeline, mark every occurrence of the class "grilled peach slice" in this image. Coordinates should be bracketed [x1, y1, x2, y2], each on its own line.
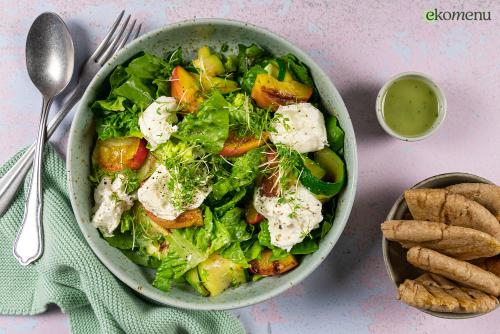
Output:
[251, 73, 313, 110]
[249, 249, 298, 276]
[171, 65, 203, 113]
[219, 132, 268, 157]
[192, 46, 225, 76]
[245, 203, 264, 225]
[93, 137, 148, 172]
[145, 208, 204, 229]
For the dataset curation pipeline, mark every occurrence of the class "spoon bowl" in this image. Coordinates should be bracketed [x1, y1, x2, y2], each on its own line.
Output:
[26, 12, 74, 97]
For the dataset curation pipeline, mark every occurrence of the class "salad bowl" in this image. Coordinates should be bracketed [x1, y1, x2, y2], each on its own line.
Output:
[67, 18, 357, 310]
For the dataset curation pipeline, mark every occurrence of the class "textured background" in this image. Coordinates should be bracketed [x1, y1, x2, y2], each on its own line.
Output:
[1, 0, 499, 333]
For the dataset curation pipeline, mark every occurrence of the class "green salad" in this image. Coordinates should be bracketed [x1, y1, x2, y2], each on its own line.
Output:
[89, 44, 346, 296]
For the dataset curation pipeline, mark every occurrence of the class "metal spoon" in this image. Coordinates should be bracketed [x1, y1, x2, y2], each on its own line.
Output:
[13, 13, 74, 265]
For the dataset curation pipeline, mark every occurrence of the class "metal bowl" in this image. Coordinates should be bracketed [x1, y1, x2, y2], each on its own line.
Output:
[382, 172, 497, 319]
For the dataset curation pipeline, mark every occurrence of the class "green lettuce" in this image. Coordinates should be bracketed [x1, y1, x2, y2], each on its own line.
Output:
[257, 221, 290, 260]
[325, 116, 345, 153]
[212, 147, 263, 200]
[94, 104, 142, 140]
[173, 92, 230, 154]
[120, 209, 134, 233]
[281, 53, 314, 87]
[113, 75, 154, 108]
[92, 53, 172, 139]
[103, 232, 134, 250]
[153, 208, 231, 291]
[237, 43, 268, 75]
[125, 53, 166, 80]
[121, 249, 161, 269]
[240, 65, 267, 94]
[218, 207, 252, 243]
[220, 242, 249, 268]
[214, 188, 246, 215]
[152, 140, 195, 164]
[92, 96, 127, 111]
[244, 240, 262, 262]
[109, 65, 129, 89]
[290, 238, 319, 255]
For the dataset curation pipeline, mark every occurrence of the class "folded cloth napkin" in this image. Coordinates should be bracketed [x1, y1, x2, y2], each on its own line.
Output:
[0, 146, 245, 334]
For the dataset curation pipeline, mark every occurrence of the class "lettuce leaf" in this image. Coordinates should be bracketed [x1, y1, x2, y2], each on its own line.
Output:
[113, 75, 155, 108]
[125, 53, 166, 80]
[214, 188, 246, 215]
[92, 52, 172, 139]
[258, 221, 290, 261]
[120, 209, 134, 233]
[325, 116, 345, 153]
[218, 207, 252, 243]
[121, 249, 161, 269]
[93, 96, 127, 111]
[220, 242, 249, 268]
[240, 65, 267, 94]
[94, 104, 142, 140]
[212, 147, 263, 200]
[281, 53, 314, 87]
[290, 238, 319, 255]
[103, 232, 134, 250]
[237, 43, 268, 75]
[173, 92, 230, 154]
[153, 229, 208, 291]
[280, 53, 319, 102]
[153, 207, 231, 291]
[244, 240, 262, 261]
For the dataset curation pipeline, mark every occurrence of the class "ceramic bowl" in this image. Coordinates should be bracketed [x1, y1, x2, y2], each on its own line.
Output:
[375, 72, 447, 141]
[67, 19, 358, 310]
[382, 172, 497, 318]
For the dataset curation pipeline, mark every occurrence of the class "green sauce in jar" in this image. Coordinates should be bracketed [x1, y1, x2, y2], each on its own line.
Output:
[382, 77, 439, 137]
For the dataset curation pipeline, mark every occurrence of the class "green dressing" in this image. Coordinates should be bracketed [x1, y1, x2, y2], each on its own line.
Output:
[382, 77, 438, 137]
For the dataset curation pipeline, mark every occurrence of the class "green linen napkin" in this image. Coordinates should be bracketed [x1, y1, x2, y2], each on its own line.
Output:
[0, 146, 245, 334]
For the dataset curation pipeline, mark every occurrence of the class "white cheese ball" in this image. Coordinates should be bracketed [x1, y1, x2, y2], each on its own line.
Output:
[270, 103, 328, 153]
[92, 174, 136, 236]
[253, 183, 323, 251]
[138, 165, 211, 221]
[139, 96, 178, 150]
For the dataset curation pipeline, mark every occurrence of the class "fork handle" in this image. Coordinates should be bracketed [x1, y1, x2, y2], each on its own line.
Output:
[0, 84, 84, 217]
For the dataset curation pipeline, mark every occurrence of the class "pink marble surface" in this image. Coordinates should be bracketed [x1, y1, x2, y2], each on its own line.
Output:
[1, 1, 499, 333]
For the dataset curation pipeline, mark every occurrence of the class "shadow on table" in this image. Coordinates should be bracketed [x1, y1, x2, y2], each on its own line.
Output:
[52, 20, 91, 111]
[49, 20, 91, 157]
[339, 82, 390, 144]
[300, 179, 403, 304]
[287, 82, 402, 305]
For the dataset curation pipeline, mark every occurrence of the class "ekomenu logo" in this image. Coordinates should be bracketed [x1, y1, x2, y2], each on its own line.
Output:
[425, 8, 491, 21]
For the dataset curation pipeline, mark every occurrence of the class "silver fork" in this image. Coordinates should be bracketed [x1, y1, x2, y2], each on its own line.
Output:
[0, 11, 142, 217]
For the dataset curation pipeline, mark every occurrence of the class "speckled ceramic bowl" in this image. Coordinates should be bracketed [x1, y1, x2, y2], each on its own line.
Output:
[67, 19, 358, 310]
[382, 172, 497, 319]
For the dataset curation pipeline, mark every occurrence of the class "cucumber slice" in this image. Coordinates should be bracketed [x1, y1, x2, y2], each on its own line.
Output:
[303, 157, 326, 179]
[325, 116, 345, 152]
[185, 267, 209, 297]
[198, 253, 247, 296]
[299, 148, 345, 198]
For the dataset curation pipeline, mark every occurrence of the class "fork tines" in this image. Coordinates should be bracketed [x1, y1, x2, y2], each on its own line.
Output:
[92, 10, 142, 65]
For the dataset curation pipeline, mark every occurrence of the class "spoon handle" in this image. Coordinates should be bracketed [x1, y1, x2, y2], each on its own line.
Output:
[13, 97, 53, 265]
[0, 85, 84, 217]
